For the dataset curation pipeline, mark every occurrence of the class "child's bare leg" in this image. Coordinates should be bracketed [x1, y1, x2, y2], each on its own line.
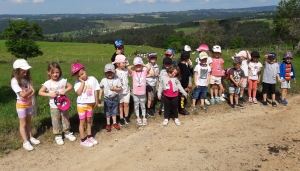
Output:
[218, 84, 224, 97]
[124, 103, 129, 117]
[25, 114, 33, 138]
[86, 117, 92, 135]
[281, 88, 287, 100]
[106, 118, 110, 125]
[19, 117, 28, 143]
[234, 94, 239, 104]
[112, 116, 117, 123]
[147, 92, 152, 108]
[263, 93, 267, 101]
[230, 94, 234, 104]
[240, 88, 245, 97]
[191, 99, 196, 106]
[119, 103, 124, 119]
[79, 119, 86, 139]
[210, 85, 214, 98]
[214, 86, 218, 97]
[271, 94, 276, 102]
[200, 99, 204, 106]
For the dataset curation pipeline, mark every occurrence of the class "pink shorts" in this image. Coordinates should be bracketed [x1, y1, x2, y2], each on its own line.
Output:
[77, 103, 93, 120]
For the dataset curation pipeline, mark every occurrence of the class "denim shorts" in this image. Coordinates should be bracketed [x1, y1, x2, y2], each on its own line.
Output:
[104, 96, 118, 118]
[192, 86, 207, 99]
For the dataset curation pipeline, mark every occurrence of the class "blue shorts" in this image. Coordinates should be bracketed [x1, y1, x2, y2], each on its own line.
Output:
[104, 96, 118, 118]
[192, 86, 207, 99]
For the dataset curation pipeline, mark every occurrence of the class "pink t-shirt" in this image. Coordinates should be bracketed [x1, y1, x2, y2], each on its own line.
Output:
[164, 80, 178, 97]
[211, 58, 224, 76]
[130, 70, 148, 95]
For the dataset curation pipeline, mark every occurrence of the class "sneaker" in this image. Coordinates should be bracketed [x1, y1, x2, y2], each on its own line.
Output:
[210, 98, 215, 105]
[64, 132, 76, 141]
[190, 106, 196, 111]
[205, 99, 211, 105]
[55, 136, 64, 145]
[281, 99, 287, 105]
[80, 139, 93, 147]
[179, 109, 190, 115]
[142, 118, 148, 126]
[147, 108, 154, 117]
[29, 137, 41, 145]
[220, 96, 226, 101]
[284, 98, 288, 104]
[236, 103, 244, 109]
[239, 97, 246, 103]
[262, 101, 268, 106]
[253, 97, 258, 104]
[120, 118, 125, 126]
[162, 119, 168, 126]
[87, 137, 98, 145]
[201, 106, 207, 113]
[112, 123, 120, 130]
[137, 118, 143, 126]
[125, 117, 130, 124]
[230, 104, 235, 109]
[106, 125, 111, 132]
[23, 141, 34, 151]
[174, 118, 181, 126]
[215, 97, 221, 104]
[249, 97, 252, 103]
[272, 101, 277, 107]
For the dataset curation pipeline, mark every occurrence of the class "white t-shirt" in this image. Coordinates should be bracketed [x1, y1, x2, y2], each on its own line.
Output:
[11, 78, 32, 101]
[194, 64, 211, 86]
[241, 60, 249, 77]
[115, 68, 130, 94]
[248, 62, 262, 80]
[146, 63, 159, 87]
[43, 78, 67, 108]
[99, 78, 121, 98]
[74, 76, 100, 104]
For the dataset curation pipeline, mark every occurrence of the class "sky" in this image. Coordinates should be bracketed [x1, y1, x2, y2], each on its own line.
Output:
[0, 0, 280, 14]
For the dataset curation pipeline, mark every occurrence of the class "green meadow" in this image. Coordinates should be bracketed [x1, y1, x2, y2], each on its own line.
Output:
[0, 40, 299, 155]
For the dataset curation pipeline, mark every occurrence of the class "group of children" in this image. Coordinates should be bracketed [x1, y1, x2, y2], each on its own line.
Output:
[11, 40, 296, 150]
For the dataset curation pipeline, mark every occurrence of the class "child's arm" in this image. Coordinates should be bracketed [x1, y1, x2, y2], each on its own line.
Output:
[157, 79, 163, 100]
[207, 73, 211, 87]
[263, 54, 268, 65]
[38, 85, 57, 98]
[94, 90, 98, 108]
[127, 65, 134, 74]
[193, 71, 198, 87]
[60, 82, 73, 96]
[277, 73, 282, 83]
[111, 86, 122, 92]
[176, 79, 188, 98]
[99, 87, 103, 104]
[246, 50, 251, 63]
[229, 75, 239, 87]
[75, 80, 85, 95]
[238, 77, 244, 87]
[143, 64, 151, 74]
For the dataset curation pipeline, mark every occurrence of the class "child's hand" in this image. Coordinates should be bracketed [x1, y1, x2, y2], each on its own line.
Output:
[264, 54, 268, 59]
[158, 96, 161, 100]
[110, 86, 115, 91]
[294, 80, 297, 84]
[93, 102, 98, 108]
[49, 92, 57, 98]
[278, 79, 283, 83]
[257, 79, 260, 83]
[59, 90, 66, 95]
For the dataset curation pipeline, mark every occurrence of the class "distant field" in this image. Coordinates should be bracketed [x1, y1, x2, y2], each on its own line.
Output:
[238, 18, 273, 24]
[175, 26, 199, 35]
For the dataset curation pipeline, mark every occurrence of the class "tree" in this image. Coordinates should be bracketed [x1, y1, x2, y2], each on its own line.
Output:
[229, 36, 245, 49]
[1, 20, 44, 60]
[273, 0, 300, 51]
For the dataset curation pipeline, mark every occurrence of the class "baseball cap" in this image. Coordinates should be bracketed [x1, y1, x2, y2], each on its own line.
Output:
[54, 95, 70, 111]
[165, 48, 175, 55]
[251, 51, 260, 57]
[236, 50, 248, 58]
[71, 62, 84, 77]
[283, 52, 293, 59]
[196, 44, 209, 52]
[104, 63, 115, 73]
[13, 59, 32, 70]
[233, 57, 242, 64]
[163, 57, 172, 64]
[112, 54, 127, 64]
[114, 39, 124, 48]
[212, 45, 221, 53]
[180, 51, 190, 60]
[133, 57, 144, 65]
[199, 52, 208, 60]
[148, 52, 157, 58]
[182, 45, 191, 52]
[268, 52, 277, 58]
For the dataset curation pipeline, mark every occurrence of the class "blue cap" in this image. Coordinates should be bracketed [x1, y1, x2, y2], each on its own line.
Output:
[268, 52, 276, 58]
[114, 39, 124, 48]
[165, 48, 175, 55]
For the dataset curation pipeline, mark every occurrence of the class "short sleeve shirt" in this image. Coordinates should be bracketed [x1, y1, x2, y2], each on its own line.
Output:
[194, 64, 211, 86]
[115, 68, 130, 94]
[99, 78, 121, 98]
[43, 78, 67, 108]
[146, 63, 159, 86]
[130, 70, 148, 95]
[74, 76, 100, 104]
[229, 68, 245, 87]
[248, 62, 262, 80]
[11, 78, 32, 102]
[211, 58, 224, 76]
[262, 62, 280, 84]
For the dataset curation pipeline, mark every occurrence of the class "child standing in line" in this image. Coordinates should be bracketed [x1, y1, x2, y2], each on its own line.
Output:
[235, 50, 251, 103]
[71, 62, 100, 147]
[113, 54, 131, 125]
[127, 57, 151, 126]
[99, 64, 122, 132]
[229, 58, 245, 109]
[177, 51, 191, 115]
[158, 65, 188, 126]
[262, 53, 282, 107]
[146, 52, 159, 117]
[190, 52, 211, 113]
[279, 52, 296, 105]
[248, 51, 262, 104]
[210, 45, 224, 105]
[158, 57, 173, 115]
[162, 48, 176, 69]
[39, 62, 76, 145]
[11, 59, 40, 151]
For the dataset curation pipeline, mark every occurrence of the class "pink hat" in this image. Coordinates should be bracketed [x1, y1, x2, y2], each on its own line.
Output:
[113, 54, 127, 64]
[54, 95, 70, 111]
[133, 57, 143, 65]
[236, 50, 248, 58]
[196, 44, 209, 52]
[71, 62, 84, 77]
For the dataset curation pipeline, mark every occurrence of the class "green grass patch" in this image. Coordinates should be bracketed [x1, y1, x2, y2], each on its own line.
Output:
[175, 26, 199, 35]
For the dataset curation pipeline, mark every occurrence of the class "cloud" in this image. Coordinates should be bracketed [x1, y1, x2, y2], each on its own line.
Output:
[10, 0, 27, 3]
[161, 0, 180, 2]
[124, 0, 156, 4]
[32, 0, 44, 3]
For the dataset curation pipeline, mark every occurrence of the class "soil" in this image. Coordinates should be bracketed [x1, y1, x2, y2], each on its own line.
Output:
[1, 95, 300, 171]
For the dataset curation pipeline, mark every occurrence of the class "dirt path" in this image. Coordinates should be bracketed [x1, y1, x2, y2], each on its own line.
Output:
[1, 95, 300, 171]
